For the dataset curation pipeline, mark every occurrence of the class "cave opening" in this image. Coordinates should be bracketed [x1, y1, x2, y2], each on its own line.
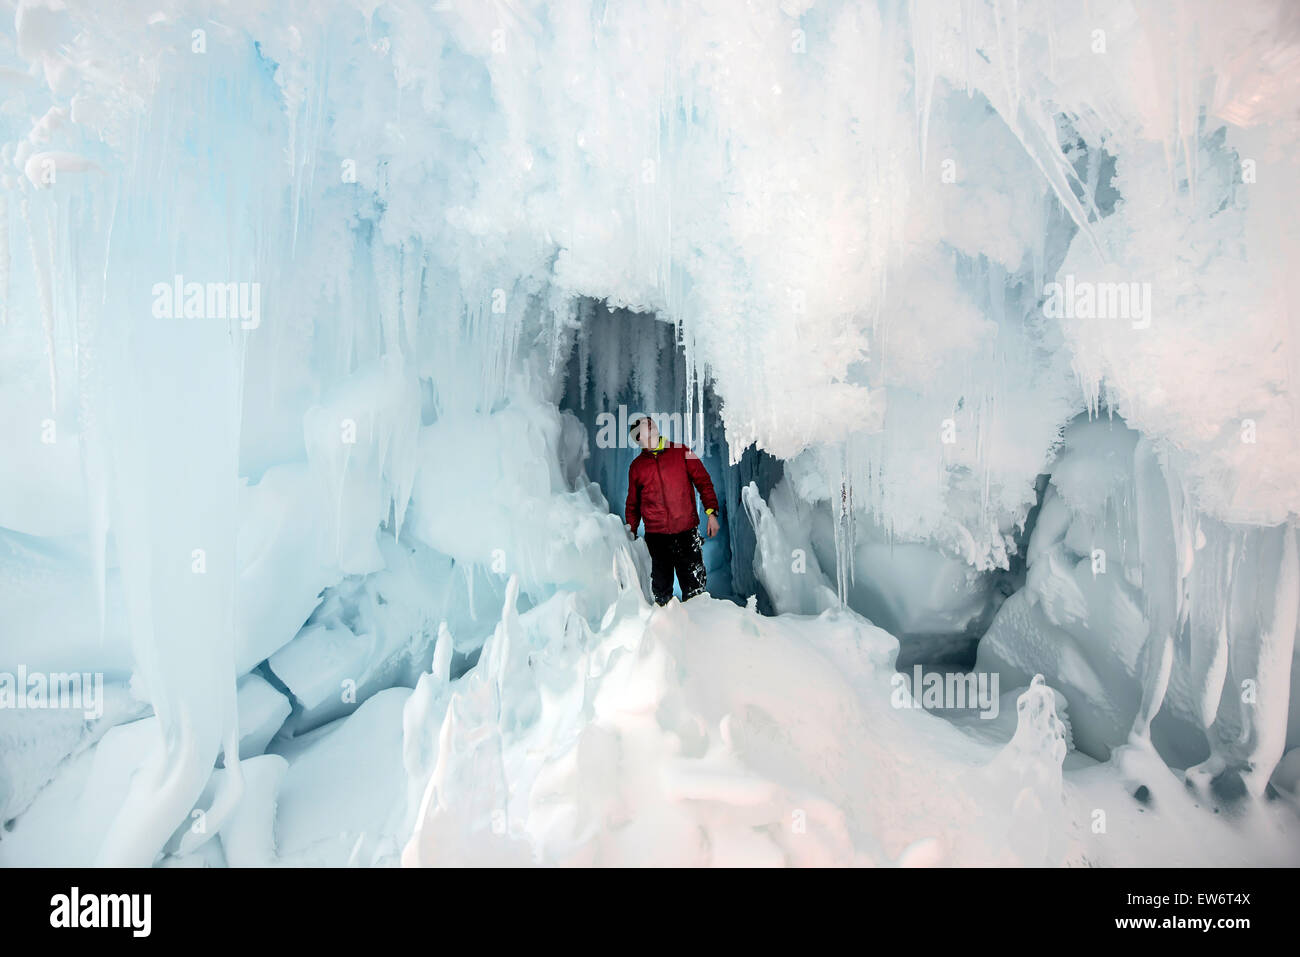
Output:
[558, 299, 783, 611]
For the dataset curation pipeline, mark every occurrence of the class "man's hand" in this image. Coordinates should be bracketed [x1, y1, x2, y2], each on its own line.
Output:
[706, 513, 720, 538]
[625, 522, 637, 541]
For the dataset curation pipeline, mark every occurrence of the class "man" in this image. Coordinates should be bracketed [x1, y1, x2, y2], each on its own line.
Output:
[624, 414, 720, 605]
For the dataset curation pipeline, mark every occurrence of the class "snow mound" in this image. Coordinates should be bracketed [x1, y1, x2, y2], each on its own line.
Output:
[399, 566, 1299, 867]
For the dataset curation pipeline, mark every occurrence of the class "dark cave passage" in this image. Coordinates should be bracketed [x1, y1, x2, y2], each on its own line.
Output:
[558, 299, 783, 610]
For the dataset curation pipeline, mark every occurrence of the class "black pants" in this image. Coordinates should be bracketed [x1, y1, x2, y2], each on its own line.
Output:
[643, 529, 706, 605]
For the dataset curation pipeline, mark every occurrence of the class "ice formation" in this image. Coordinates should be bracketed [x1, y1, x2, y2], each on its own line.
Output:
[0, 0, 1298, 867]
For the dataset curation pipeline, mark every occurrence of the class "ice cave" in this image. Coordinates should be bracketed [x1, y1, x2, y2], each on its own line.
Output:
[0, 0, 1298, 870]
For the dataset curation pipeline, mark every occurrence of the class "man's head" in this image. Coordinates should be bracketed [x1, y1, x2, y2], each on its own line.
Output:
[629, 415, 659, 450]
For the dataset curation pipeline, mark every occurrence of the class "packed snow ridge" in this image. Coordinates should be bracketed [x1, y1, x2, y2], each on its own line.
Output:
[0, 0, 1298, 866]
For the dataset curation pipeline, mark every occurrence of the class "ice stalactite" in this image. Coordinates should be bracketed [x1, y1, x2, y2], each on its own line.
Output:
[1007, 101, 1105, 264]
[571, 298, 595, 412]
[91, 310, 247, 865]
[832, 443, 858, 605]
[69, 30, 294, 864]
[978, 414, 1298, 795]
[71, 201, 112, 642]
[922, 0, 1104, 262]
[1127, 517, 1300, 800]
[1184, 522, 1236, 779]
[1133, 0, 1209, 202]
[909, 0, 940, 175]
[0, 193, 8, 325]
[1129, 436, 1184, 743]
[1234, 528, 1299, 797]
[87, 166, 253, 855]
[303, 354, 421, 570]
[990, 0, 1021, 121]
[20, 194, 56, 412]
[1184, 524, 1300, 798]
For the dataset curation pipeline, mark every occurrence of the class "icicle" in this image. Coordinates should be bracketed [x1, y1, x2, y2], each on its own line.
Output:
[575, 299, 591, 411]
[72, 207, 112, 643]
[846, 451, 856, 589]
[1129, 437, 1185, 744]
[1009, 0, 1020, 118]
[21, 195, 57, 411]
[991, 0, 1016, 121]
[1043, 0, 1056, 81]
[961, 0, 975, 97]
[1175, 0, 1200, 204]
[832, 441, 857, 604]
[909, 0, 938, 176]
[0, 193, 8, 325]
[1188, 521, 1233, 734]
[1009, 101, 1106, 263]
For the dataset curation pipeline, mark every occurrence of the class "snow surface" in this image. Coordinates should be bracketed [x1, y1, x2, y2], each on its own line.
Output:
[0, 0, 1298, 866]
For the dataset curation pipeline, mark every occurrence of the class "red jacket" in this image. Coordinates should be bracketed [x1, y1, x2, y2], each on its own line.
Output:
[625, 442, 719, 535]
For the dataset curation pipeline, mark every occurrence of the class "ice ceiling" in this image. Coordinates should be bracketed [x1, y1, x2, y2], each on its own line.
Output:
[1, 0, 1298, 866]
